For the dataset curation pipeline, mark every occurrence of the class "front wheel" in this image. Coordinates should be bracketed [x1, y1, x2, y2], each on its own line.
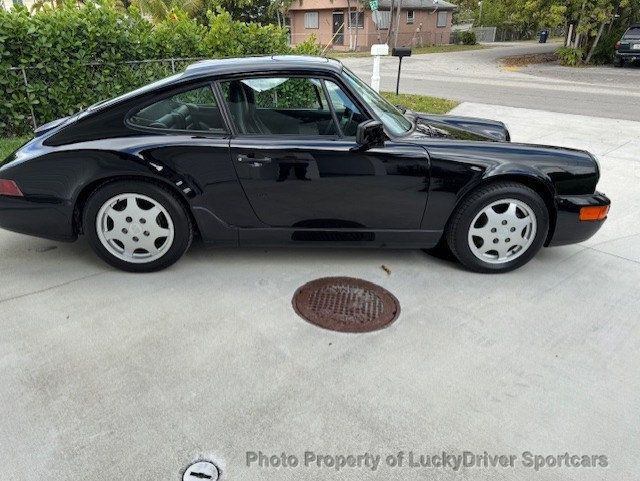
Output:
[83, 180, 193, 272]
[446, 182, 549, 273]
[613, 56, 624, 67]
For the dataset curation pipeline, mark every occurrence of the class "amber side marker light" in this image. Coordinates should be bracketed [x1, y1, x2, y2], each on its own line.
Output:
[579, 205, 609, 221]
[0, 179, 24, 197]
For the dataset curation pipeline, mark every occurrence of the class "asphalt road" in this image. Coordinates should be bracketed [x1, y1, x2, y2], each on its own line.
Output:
[1, 104, 638, 480]
[342, 41, 640, 121]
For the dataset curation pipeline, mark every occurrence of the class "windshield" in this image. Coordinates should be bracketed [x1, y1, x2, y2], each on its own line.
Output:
[342, 68, 413, 137]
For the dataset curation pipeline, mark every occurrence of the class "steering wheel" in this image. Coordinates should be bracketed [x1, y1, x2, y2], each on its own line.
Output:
[339, 107, 356, 135]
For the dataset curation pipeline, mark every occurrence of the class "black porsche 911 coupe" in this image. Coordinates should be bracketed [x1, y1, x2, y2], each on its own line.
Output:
[0, 55, 610, 273]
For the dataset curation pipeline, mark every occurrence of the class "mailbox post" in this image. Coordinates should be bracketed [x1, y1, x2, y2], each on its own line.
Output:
[370, 43, 389, 92]
[392, 47, 411, 95]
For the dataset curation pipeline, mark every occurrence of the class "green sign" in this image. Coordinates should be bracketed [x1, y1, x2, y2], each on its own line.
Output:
[370, 0, 378, 11]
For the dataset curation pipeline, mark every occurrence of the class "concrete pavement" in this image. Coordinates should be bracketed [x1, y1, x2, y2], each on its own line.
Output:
[342, 42, 640, 120]
[1, 105, 639, 481]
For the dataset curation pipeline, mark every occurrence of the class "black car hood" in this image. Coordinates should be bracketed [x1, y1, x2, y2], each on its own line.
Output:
[403, 111, 511, 142]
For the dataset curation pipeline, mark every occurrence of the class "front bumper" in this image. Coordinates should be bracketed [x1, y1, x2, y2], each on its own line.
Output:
[0, 194, 76, 242]
[547, 192, 610, 246]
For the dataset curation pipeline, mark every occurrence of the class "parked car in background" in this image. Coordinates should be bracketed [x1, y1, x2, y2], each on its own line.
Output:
[614, 24, 640, 67]
[0, 56, 610, 274]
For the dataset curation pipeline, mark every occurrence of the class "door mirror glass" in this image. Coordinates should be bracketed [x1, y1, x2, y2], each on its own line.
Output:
[356, 120, 385, 149]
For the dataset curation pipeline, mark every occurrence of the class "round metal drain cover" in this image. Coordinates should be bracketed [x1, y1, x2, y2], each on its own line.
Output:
[293, 277, 400, 332]
[183, 461, 219, 481]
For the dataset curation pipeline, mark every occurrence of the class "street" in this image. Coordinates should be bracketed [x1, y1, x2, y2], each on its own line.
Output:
[342, 41, 640, 120]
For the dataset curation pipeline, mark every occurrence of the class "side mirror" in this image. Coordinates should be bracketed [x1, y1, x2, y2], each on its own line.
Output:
[355, 120, 385, 150]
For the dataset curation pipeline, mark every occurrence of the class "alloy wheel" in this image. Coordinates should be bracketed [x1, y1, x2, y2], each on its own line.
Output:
[96, 193, 175, 264]
[467, 198, 537, 264]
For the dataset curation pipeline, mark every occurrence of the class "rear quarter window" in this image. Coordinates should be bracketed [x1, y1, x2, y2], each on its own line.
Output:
[129, 85, 227, 133]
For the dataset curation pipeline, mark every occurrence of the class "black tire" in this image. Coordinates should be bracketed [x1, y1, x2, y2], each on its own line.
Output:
[445, 182, 549, 273]
[82, 180, 193, 272]
[614, 56, 624, 67]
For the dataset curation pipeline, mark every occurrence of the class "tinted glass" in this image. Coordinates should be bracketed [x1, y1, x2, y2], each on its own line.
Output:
[324, 80, 367, 137]
[624, 27, 640, 38]
[221, 77, 338, 136]
[129, 85, 226, 132]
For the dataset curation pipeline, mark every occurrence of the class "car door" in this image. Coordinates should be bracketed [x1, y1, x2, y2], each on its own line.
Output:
[218, 74, 430, 231]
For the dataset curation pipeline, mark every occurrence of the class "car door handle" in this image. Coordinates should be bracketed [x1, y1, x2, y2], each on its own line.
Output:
[237, 154, 271, 164]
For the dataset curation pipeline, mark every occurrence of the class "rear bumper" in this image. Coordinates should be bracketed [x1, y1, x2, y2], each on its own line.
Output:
[0, 194, 76, 242]
[547, 192, 610, 246]
[616, 51, 640, 59]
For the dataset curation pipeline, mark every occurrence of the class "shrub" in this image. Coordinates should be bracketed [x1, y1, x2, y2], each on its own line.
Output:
[291, 35, 323, 56]
[589, 29, 625, 65]
[0, 1, 294, 136]
[556, 46, 583, 66]
[460, 31, 477, 45]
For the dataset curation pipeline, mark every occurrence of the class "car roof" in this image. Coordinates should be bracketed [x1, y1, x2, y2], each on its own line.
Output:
[79, 55, 345, 118]
[183, 55, 344, 79]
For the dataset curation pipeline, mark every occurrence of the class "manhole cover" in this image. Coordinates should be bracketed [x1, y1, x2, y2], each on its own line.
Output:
[292, 277, 400, 333]
[183, 461, 219, 481]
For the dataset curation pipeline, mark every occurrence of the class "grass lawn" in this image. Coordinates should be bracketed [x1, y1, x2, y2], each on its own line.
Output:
[381, 92, 459, 114]
[0, 92, 457, 158]
[0, 136, 30, 160]
[330, 43, 487, 58]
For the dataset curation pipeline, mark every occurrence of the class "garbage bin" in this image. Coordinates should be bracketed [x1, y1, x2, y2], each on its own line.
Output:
[539, 29, 549, 43]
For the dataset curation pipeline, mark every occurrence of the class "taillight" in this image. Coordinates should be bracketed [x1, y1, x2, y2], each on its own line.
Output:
[615, 41, 620, 50]
[579, 205, 609, 221]
[0, 179, 24, 197]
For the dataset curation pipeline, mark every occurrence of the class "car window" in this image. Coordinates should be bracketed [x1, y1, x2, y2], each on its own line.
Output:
[220, 77, 338, 136]
[129, 85, 226, 133]
[324, 80, 368, 137]
[624, 27, 640, 38]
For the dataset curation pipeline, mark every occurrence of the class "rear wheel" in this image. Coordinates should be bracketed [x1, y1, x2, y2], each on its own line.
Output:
[83, 180, 192, 272]
[446, 182, 549, 273]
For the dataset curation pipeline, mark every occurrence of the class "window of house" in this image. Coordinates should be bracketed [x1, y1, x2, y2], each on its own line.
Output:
[437, 11, 448, 27]
[304, 11, 319, 29]
[128, 85, 226, 133]
[221, 77, 338, 136]
[373, 10, 390, 29]
[349, 11, 364, 28]
[406, 10, 414, 24]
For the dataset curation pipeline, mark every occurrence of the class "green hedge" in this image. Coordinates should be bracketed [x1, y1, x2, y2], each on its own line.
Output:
[0, 1, 320, 136]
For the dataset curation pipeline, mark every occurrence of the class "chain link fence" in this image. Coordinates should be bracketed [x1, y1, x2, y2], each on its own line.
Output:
[2, 57, 204, 138]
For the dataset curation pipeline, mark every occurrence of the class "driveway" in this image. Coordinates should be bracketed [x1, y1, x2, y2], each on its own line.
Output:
[1, 105, 638, 481]
[342, 41, 640, 120]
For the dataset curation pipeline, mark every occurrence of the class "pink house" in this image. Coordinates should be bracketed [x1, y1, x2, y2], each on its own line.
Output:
[287, 0, 456, 50]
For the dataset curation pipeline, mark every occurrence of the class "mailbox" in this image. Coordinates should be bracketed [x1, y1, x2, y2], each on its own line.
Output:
[392, 47, 412, 58]
[391, 47, 412, 94]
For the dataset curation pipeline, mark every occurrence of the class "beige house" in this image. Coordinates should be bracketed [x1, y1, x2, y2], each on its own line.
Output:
[288, 0, 456, 50]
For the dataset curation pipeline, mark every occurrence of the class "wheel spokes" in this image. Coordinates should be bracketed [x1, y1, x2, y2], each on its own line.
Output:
[467, 198, 537, 264]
